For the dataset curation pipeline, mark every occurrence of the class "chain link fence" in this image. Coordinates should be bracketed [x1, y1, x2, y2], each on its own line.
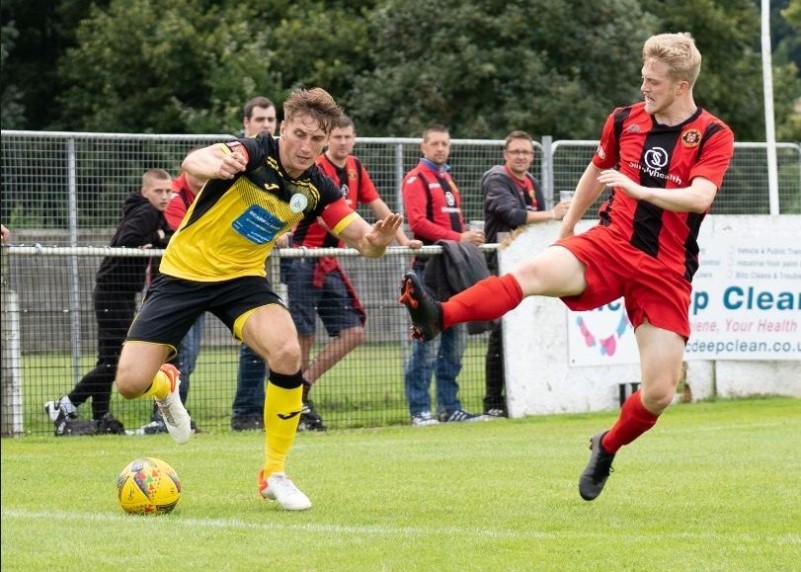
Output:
[2, 131, 799, 435]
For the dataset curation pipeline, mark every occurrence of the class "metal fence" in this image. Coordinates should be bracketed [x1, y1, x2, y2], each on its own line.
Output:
[1, 131, 800, 436]
[2, 131, 799, 239]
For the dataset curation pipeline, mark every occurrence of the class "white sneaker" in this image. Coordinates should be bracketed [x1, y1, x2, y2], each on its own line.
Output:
[154, 364, 192, 445]
[259, 471, 312, 511]
[411, 411, 439, 426]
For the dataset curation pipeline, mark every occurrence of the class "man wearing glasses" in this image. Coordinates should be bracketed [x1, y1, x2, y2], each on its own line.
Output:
[480, 131, 569, 417]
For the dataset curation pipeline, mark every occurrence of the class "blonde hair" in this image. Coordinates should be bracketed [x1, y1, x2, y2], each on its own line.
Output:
[283, 88, 342, 135]
[643, 33, 702, 87]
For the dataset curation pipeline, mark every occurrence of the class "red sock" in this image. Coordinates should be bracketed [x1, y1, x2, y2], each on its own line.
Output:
[442, 274, 523, 330]
[601, 390, 659, 453]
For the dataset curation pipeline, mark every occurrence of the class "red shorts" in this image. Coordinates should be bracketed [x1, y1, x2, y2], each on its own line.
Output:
[556, 225, 692, 339]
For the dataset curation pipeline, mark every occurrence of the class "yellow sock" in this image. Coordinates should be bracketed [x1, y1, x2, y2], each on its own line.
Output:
[141, 370, 171, 401]
[263, 381, 302, 477]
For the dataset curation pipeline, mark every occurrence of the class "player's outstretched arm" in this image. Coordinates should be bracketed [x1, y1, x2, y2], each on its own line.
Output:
[339, 213, 403, 258]
[182, 145, 247, 181]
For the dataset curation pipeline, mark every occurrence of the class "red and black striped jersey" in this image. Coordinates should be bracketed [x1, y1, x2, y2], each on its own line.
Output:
[292, 154, 380, 248]
[592, 102, 734, 281]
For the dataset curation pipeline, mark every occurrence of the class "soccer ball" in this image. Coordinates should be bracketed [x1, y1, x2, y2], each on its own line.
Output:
[117, 457, 181, 515]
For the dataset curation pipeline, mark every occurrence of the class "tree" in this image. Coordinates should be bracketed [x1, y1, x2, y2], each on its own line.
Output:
[349, 0, 657, 138]
[54, 0, 277, 133]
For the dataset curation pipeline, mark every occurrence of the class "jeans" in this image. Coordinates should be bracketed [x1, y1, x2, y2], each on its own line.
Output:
[233, 344, 266, 418]
[404, 323, 467, 416]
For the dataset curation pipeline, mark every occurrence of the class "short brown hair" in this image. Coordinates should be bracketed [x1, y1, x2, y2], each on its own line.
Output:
[283, 88, 342, 135]
[243, 96, 275, 120]
[142, 168, 171, 187]
[504, 130, 533, 150]
[422, 123, 449, 141]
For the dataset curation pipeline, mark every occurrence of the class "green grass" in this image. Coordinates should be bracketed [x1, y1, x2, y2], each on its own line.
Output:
[2, 397, 800, 571]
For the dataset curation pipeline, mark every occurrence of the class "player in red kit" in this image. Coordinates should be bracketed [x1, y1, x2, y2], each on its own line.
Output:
[399, 32, 734, 500]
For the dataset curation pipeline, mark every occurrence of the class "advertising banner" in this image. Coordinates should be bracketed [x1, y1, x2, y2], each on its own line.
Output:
[567, 238, 801, 365]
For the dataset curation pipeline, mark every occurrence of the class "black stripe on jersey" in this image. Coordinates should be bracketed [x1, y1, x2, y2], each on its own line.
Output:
[630, 126, 681, 257]
[682, 121, 724, 280]
[683, 212, 704, 281]
[613, 106, 632, 143]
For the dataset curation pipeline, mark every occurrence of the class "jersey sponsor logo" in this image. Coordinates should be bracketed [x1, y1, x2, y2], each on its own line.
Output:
[643, 146, 669, 171]
[444, 191, 457, 207]
[681, 128, 702, 148]
[232, 205, 285, 244]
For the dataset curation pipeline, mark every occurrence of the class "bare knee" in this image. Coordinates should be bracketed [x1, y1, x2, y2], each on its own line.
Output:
[640, 377, 679, 413]
[342, 326, 366, 346]
[266, 336, 302, 374]
[115, 361, 150, 399]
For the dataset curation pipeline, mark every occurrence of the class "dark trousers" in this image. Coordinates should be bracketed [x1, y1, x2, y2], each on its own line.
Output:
[483, 323, 506, 411]
[68, 287, 136, 419]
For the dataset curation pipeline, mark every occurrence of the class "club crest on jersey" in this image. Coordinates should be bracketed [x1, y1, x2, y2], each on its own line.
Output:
[681, 129, 702, 148]
[289, 193, 308, 213]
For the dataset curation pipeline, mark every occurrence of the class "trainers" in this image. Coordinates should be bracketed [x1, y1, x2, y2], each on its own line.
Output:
[60, 418, 97, 436]
[579, 431, 616, 501]
[44, 396, 77, 436]
[398, 272, 443, 342]
[297, 400, 326, 432]
[439, 409, 485, 423]
[484, 407, 508, 418]
[95, 412, 126, 435]
[411, 411, 440, 426]
[231, 414, 264, 431]
[154, 364, 192, 445]
[128, 419, 168, 436]
[258, 470, 312, 511]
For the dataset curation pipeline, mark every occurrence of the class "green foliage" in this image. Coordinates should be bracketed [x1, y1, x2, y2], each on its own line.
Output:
[55, 0, 275, 133]
[351, 0, 656, 138]
[2, 398, 800, 570]
[2, 0, 798, 140]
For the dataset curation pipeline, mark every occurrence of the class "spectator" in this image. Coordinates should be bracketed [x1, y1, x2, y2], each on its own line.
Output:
[45, 169, 173, 436]
[135, 167, 206, 435]
[232, 95, 281, 431]
[1, 224, 9, 242]
[401, 124, 485, 426]
[480, 131, 569, 417]
[241, 96, 278, 139]
[114, 87, 403, 510]
[282, 113, 421, 430]
[399, 33, 734, 501]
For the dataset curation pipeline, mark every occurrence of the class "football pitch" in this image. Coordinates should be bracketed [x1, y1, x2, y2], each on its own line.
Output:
[2, 397, 799, 571]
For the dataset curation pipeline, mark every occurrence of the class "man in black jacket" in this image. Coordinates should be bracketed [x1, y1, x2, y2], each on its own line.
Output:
[44, 169, 174, 435]
[481, 131, 569, 416]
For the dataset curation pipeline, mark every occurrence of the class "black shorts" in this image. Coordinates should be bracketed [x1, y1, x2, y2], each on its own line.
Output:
[126, 274, 284, 356]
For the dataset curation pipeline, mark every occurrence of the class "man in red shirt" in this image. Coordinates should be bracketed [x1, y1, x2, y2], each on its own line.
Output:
[400, 33, 734, 499]
[402, 124, 486, 426]
[287, 114, 420, 430]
